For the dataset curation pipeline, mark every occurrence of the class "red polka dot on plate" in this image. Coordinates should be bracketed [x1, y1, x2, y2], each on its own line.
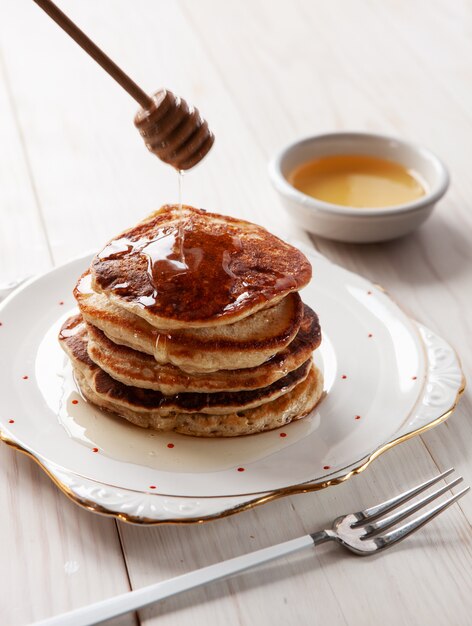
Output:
[0, 322, 3, 326]
[367, 291, 373, 295]
[59, 301, 64, 306]
[237, 467, 245, 472]
[279, 432, 287, 438]
[149, 485, 157, 490]
[355, 415, 361, 420]
[8, 419, 14, 424]
[368, 333, 373, 338]
[342, 375, 347, 380]
[412, 376, 417, 380]
[72, 399, 79, 405]
[92, 447, 98, 453]
[167, 443, 175, 449]
[323, 465, 331, 470]
[22, 375, 28, 380]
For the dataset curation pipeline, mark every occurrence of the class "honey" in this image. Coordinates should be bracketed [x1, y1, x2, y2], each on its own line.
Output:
[289, 154, 426, 208]
[92, 206, 310, 325]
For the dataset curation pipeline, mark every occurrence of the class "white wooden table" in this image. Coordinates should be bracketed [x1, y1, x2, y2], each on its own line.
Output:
[1, 1, 471, 624]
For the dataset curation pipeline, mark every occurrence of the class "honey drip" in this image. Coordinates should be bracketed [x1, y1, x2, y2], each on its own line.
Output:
[177, 169, 185, 265]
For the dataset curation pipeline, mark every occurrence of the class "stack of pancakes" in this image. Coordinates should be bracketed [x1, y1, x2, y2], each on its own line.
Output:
[59, 206, 323, 436]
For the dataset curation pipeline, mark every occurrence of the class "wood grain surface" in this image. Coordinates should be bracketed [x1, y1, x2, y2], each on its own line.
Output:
[0, 1, 471, 624]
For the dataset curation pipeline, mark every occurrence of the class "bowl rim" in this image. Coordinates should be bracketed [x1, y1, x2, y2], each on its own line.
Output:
[268, 131, 450, 217]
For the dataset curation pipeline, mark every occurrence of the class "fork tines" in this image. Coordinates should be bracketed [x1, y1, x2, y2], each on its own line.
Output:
[356, 468, 469, 550]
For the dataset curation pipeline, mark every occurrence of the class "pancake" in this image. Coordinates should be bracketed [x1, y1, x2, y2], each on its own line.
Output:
[90, 205, 312, 329]
[76, 272, 304, 372]
[85, 306, 321, 393]
[60, 315, 312, 415]
[74, 362, 323, 437]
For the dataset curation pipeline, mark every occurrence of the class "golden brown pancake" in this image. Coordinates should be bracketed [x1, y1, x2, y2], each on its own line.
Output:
[60, 315, 312, 415]
[90, 205, 312, 329]
[85, 305, 321, 393]
[74, 363, 323, 437]
[76, 272, 305, 372]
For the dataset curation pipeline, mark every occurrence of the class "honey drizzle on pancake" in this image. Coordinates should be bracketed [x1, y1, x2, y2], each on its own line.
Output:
[95, 215, 299, 321]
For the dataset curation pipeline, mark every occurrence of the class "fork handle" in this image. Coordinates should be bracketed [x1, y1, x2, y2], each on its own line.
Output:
[33, 535, 320, 626]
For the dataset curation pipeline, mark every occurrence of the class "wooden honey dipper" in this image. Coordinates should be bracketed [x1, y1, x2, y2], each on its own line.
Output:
[134, 89, 214, 171]
[33, 0, 214, 170]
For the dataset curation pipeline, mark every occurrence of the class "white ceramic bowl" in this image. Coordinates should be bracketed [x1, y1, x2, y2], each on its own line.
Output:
[269, 132, 449, 243]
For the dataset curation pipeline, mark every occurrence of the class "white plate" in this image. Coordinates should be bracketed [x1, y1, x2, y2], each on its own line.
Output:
[0, 247, 464, 524]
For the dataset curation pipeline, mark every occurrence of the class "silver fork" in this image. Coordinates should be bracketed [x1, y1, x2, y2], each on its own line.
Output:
[34, 468, 468, 626]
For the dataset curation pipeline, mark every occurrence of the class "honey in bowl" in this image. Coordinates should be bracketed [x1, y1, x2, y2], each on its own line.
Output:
[288, 154, 426, 209]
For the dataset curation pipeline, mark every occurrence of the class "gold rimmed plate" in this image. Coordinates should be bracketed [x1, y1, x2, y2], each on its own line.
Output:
[0, 248, 464, 524]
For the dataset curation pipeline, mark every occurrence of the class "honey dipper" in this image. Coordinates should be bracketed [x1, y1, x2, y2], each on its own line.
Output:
[33, 0, 214, 170]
